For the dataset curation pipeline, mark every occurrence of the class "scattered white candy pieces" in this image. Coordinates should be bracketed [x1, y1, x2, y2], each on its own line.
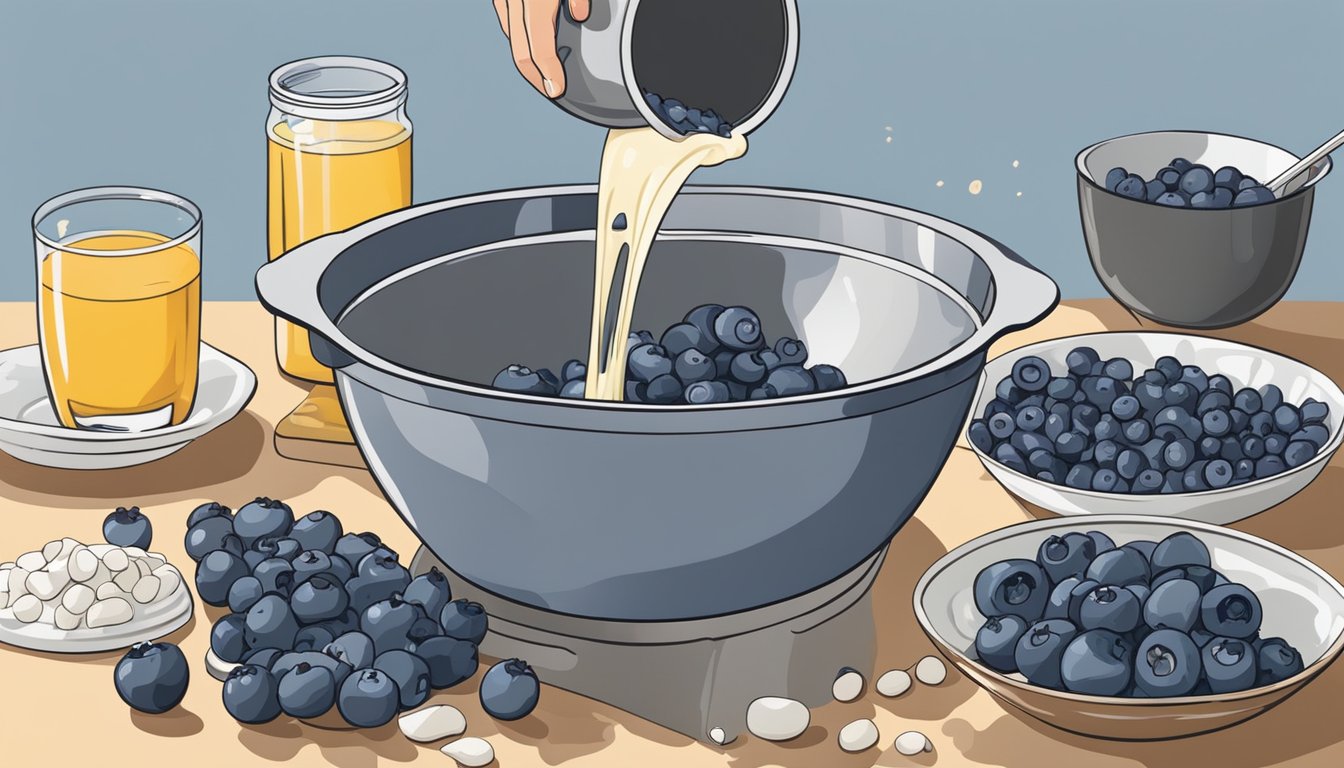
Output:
[15, 551, 45, 572]
[440, 736, 494, 767]
[62, 583, 96, 615]
[399, 704, 466, 742]
[915, 655, 947, 686]
[838, 718, 879, 752]
[746, 696, 810, 742]
[876, 669, 912, 697]
[708, 726, 732, 745]
[205, 648, 240, 682]
[832, 667, 864, 702]
[85, 597, 133, 628]
[894, 730, 933, 756]
[11, 594, 42, 623]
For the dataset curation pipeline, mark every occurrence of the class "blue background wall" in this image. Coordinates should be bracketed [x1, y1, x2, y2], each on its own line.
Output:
[2, 0, 1339, 301]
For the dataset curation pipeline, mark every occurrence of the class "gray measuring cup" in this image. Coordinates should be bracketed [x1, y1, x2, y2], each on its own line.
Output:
[552, 0, 799, 139]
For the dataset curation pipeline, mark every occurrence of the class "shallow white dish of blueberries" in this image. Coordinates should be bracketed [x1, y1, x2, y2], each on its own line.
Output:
[914, 515, 1344, 740]
[0, 343, 256, 470]
[966, 332, 1343, 524]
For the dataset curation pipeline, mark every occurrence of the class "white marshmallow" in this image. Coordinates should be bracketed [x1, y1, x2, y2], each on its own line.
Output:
[746, 697, 810, 742]
[838, 718, 879, 752]
[894, 730, 932, 756]
[132, 575, 162, 604]
[113, 567, 140, 593]
[915, 656, 948, 686]
[96, 582, 128, 601]
[7, 567, 30, 600]
[398, 705, 466, 742]
[53, 604, 82, 631]
[152, 565, 182, 601]
[15, 551, 45, 572]
[26, 568, 69, 601]
[440, 737, 494, 767]
[68, 547, 98, 583]
[708, 727, 732, 745]
[10, 594, 42, 623]
[41, 540, 64, 562]
[101, 548, 130, 572]
[62, 583, 96, 615]
[86, 597, 133, 628]
[833, 667, 865, 702]
[876, 669, 912, 697]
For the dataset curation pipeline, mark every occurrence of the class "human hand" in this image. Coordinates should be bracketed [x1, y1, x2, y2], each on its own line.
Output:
[492, 0, 591, 98]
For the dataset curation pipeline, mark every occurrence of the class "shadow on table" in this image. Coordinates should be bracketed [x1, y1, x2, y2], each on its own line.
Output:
[938, 654, 1344, 768]
[238, 718, 420, 767]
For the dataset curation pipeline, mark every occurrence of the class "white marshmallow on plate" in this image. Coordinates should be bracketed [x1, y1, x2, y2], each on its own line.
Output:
[101, 548, 129, 573]
[95, 582, 128, 601]
[15, 551, 45, 572]
[399, 705, 466, 742]
[68, 547, 98, 583]
[440, 737, 494, 767]
[915, 655, 948, 685]
[86, 597, 133, 628]
[746, 697, 810, 742]
[132, 575, 161, 604]
[62, 583, 96, 615]
[838, 718, 879, 752]
[53, 605, 82, 631]
[113, 567, 139, 593]
[10, 594, 42, 623]
[41, 540, 64, 562]
[877, 669, 912, 697]
[25, 568, 69, 601]
[7, 567, 30, 601]
[152, 565, 182, 601]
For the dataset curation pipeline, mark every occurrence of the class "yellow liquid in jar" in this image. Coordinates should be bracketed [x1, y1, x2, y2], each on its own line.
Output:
[39, 231, 201, 429]
[585, 128, 747, 400]
[267, 117, 411, 382]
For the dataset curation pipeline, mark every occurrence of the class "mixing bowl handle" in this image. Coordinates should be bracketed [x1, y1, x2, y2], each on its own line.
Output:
[254, 230, 360, 371]
[973, 234, 1061, 347]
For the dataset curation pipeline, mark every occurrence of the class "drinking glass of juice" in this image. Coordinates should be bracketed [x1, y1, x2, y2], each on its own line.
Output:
[267, 56, 412, 383]
[32, 187, 203, 431]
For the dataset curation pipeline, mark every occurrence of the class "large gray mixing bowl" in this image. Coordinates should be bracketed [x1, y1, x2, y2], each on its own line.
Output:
[255, 185, 1058, 621]
[1077, 130, 1331, 329]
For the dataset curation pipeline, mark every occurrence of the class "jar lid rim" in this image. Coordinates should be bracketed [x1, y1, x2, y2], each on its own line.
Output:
[268, 56, 407, 113]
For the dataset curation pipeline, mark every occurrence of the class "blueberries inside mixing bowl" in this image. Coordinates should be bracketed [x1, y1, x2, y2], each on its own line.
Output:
[968, 347, 1331, 493]
[1102, 158, 1276, 208]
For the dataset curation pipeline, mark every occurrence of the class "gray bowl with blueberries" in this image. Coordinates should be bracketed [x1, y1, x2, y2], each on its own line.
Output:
[1076, 130, 1331, 329]
[256, 184, 1058, 621]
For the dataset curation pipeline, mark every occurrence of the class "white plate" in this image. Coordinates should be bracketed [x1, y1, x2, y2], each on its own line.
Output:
[967, 332, 1344, 524]
[0, 546, 194, 654]
[0, 343, 256, 469]
[914, 515, 1344, 740]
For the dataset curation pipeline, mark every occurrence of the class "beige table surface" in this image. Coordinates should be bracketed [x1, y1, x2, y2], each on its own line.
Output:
[0, 299, 1339, 768]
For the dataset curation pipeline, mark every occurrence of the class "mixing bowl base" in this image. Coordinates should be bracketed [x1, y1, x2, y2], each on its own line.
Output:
[409, 545, 885, 744]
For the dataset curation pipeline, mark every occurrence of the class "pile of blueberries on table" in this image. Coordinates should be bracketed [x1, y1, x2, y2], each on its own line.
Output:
[493, 304, 849, 404]
[1103, 158, 1275, 208]
[968, 347, 1332, 493]
[643, 90, 734, 137]
[974, 531, 1305, 697]
[116, 500, 541, 727]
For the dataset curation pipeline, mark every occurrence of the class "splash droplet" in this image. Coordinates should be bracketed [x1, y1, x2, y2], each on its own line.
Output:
[1012, 160, 1021, 168]
[885, 136, 892, 143]
[936, 180, 945, 188]
[969, 179, 983, 195]
[1016, 191, 1023, 197]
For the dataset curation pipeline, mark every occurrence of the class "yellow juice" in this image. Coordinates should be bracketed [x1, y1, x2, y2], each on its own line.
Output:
[267, 117, 411, 382]
[39, 231, 201, 429]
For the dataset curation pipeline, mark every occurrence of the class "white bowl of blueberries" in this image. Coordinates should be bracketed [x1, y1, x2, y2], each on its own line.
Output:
[1076, 130, 1332, 328]
[914, 515, 1344, 740]
[966, 332, 1343, 524]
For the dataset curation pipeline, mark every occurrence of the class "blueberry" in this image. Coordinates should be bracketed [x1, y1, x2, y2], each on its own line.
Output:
[644, 374, 684, 404]
[1104, 167, 1128, 191]
[1169, 157, 1193, 173]
[102, 505, 152, 550]
[1016, 406, 1046, 433]
[973, 559, 1050, 622]
[1259, 383, 1285, 413]
[1086, 548, 1150, 587]
[1135, 629, 1203, 697]
[1213, 166, 1243, 190]
[294, 549, 353, 586]
[627, 344, 674, 383]
[1198, 435, 1222, 459]
[1014, 619, 1078, 689]
[810, 365, 848, 391]
[561, 359, 587, 382]
[480, 658, 541, 721]
[1122, 419, 1152, 446]
[728, 351, 769, 384]
[289, 510, 343, 554]
[245, 593, 301, 650]
[760, 366, 817, 398]
[1201, 584, 1262, 638]
[234, 497, 294, 547]
[1232, 388, 1261, 414]
[1255, 455, 1286, 478]
[1011, 357, 1051, 393]
[1055, 433, 1088, 464]
[253, 536, 302, 563]
[1063, 462, 1094, 489]
[439, 599, 489, 645]
[211, 613, 250, 663]
[325, 631, 377, 671]
[114, 641, 190, 714]
[683, 304, 724, 345]
[987, 412, 1016, 440]
[1203, 637, 1258, 693]
[1264, 432, 1289, 456]
[712, 306, 763, 351]
[1116, 449, 1147, 480]
[559, 380, 586, 399]
[290, 574, 350, 624]
[374, 649, 432, 710]
[767, 337, 805, 367]
[244, 647, 285, 670]
[1079, 585, 1142, 633]
[253, 557, 295, 596]
[1082, 376, 1119, 411]
[1108, 394, 1139, 422]
[227, 575, 265, 613]
[346, 556, 410, 611]
[1202, 409, 1233, 440]
[313, 608, 360, 639]
[338, 669, 401, 728]
[679, 380, 727, 405]
[1134, 469, 1164, 493]
[976, 616, 1029, 673]
[360, 595, 426, 655]
[1143, 578, 1201, 632]
[1041, 576, 1081, 620]
[1178, 165, 1215, 195]
[1044, 413, 1069, 443]
[184, 516, 235, 563]
[659, 324, 704, 358]
[1072, 403, 1102, 435]
[1060, 630, 1133, 696]
[1062, 348, 1097, 379]
[294, 625, 336, 653]
[1208, 187, 1235, 208]
[274, 662, 336, 718]
[1153, 167, 1179, 189]
[1300, 398, 1330, 425]
[1115, 174, 1146, 200]
[666, 103, 688, 122]
[402, 567, 453, 620]
[270, 650, 352, 685]
[1155, 191, 1188, 207]
[1292, 424, 1330, 450]
[1233, 185, 1275, 207]
[222, 664, 281, 724]
[625, 381, 648, 403]
[411, 635, 479, 690]
[493, 364, 557, 395]
[1284, 436, 1320, 467]
[186, 501, 232, 529]
[1047, 377, 1078, 401]
[1255, 638, 1304, 685]
[1235, 458, 1256, 480]
[195, 549, 250, 606]
[1037, 533, 1096, 583]
[334, 532, 383, 567]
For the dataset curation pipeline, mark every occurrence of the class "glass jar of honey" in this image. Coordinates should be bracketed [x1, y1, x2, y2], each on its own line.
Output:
[267, 56, 412, 382]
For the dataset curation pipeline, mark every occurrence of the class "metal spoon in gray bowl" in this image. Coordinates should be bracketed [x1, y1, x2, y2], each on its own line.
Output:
[1268, 126, 1344, 196]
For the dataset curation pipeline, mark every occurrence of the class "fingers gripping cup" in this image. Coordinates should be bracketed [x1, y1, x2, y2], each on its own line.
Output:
[32, 187, 203, 431]
[553, 0, 798, 139]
